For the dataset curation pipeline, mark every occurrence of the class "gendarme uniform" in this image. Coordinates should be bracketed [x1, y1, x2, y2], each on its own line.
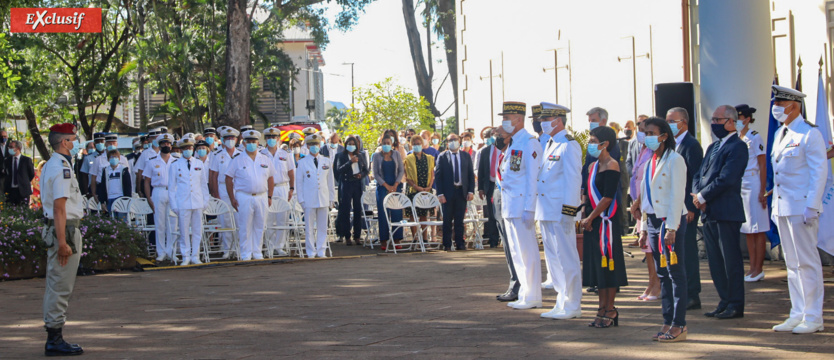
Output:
[40, 123, 85, 356]
[134, 128, 164, 196]
[534, 103, 583, 319]
[735, 104, 770, 235]
[295, 133, 335, 258]
[769, 85, 828, 333]
[210, 127, 241, 258]
[80, 132, 106, 190]
[143, 134, 177, 261]
[497, 101, 544, 309]
[261, 127, 296, 255]
[226, 130, 274, 261]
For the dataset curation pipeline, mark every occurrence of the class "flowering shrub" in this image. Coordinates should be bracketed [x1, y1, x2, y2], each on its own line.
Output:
[0, 202, 148, 280]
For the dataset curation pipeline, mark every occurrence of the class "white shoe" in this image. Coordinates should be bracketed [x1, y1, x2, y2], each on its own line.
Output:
[773, 318, 803, 332]
[542, 309, 582, 319]
[221, 251, 230, 260]
[155, 254, 166, 262]
[190, 257, 202, 265]
[253, 253, 265, 260]
[276, 250, 288, 256]
[240, 257, 252, 261]
[511, 301, 542, 310]
[507, 301, 519, 308]
[792, 321, 824, 334]
[745, 272, 764, 282]
[540, 308, 565, 319]
[541, 281, 554, 290]
[180, 258, 191, 266]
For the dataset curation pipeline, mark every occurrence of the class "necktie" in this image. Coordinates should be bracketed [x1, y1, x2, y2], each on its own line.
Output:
[547, 138, 553, 152]
[710, 139, 720, 164]
[490, 147, 498, 179]
[780, 127, 788, 143]
[12, 157, 18, 186]
[453, 153, 460, 184]
[314, 157, 318, 168]
[187, 159, 191, 170]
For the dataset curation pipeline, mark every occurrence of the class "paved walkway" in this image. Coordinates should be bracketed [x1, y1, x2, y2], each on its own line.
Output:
[1, 243, 833, 359]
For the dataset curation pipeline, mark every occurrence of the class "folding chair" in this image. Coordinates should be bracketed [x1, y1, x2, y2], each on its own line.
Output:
[110, 196, 133, 224]
[411, 191, 444, 250]
[265, 197, 305, 258]
[360, 186, 380, 248]
[129, 198, 156, 257]
[285, 198, 308, 257]
[381, 192, 424, 253]
[202, 198, 240, 261]
[465, 195, 489, 250]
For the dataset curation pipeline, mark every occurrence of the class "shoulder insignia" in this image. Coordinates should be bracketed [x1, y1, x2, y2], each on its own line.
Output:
[565, 134, 575, 141]
[532, 151, 537, 159]
[805, 119, 818, 127]
[63, 169, 71, 179]
[149, 156, 158, 160]
[171, 159, 179, 163]
[751, 130, 758, 135]
[759, 144, 764, 151]
[232, 153, 241, 158]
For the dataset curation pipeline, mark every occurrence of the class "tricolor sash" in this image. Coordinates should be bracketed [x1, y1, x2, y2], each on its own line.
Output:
[644, 153, 677, 267]
[587, 161, 618, 271]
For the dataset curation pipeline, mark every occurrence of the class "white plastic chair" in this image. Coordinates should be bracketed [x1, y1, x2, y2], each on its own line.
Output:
[202, 198, 240, 261]
[129, 198, 157, 257]
[465, 195, 489, 250]
[85, 196, 102, 215]
[381, 192, 424, 253]
[265, 197, 306, 258]
[411, 191, 443, 249]
[360, 186, 379, 248]
[110, 196, 133, 224]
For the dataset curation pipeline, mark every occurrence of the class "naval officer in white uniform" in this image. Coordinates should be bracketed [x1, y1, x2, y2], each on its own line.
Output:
[143, 133, 177, 261]
[168, 137, 210, 265]
[210, 126, 241, 258]
[296, 133, 336, 258]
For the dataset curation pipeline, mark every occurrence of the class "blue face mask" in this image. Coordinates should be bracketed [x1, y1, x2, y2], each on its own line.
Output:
[266, 138, 278, 147]
[152, 139, 159, 148]
[329, 143, 337, 149]
[182, 150, 193, 159]
[413, 145, 422, 153]
[95, 143, 105, 152]
[644, 136, 661, 151]
[309, 145, 320, 155]
[245, 143, 258, 153]
[670, 123, 681, 136]
[346, 145, 356, 152]
[432, 138, 439, 145]
[381, 144, 392, 153]
[196, 149, 207, 158]
[486, 137, 495, 146]
[106, 145, 117, 152]
[587, 143, 601, 158]
[143, 143, 150, 149]
[589, 122, 600, 130]
[109, 157, 119, 167]
[735, 120, 745, 131]
[205, 137, 215, 145]
[70, 140, 83, 157]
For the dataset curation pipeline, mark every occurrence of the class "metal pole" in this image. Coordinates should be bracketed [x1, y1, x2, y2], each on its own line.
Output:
[554, 50, 559, 102]
[489, 59, 495, 127]
[501, 51, 505, 102]
[350, 63, 355, 108]
[649, 25, 655, 112]
[632, 36, 638, 122]
[568, 41, 573, 128]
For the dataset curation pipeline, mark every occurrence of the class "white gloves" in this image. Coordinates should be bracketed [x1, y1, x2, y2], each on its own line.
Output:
[522, 211, 535, 226]
[803, 208, 820, 224]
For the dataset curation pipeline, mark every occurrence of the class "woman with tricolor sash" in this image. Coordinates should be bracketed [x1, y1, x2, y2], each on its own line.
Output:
[580, 126, 628, 328]
[637, 117, 689, 342]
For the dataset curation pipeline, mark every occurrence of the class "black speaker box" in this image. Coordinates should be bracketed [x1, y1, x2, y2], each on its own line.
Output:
[655, 82, 696, 137]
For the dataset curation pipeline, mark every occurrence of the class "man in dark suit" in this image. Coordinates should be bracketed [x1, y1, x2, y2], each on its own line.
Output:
[3, 140, 35, 206]
[0, 129, 9, 201]
[435, 133, 476, 251]
[692, 105, 748, 320]
[477, 128, 500, 247]
[666, 107, 705, 310]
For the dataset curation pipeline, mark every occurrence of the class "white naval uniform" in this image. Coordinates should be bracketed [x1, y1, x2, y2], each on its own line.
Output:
[143, 154, 177, 258]
[500, 128, 543, 306]
[168, 156, 210, 262]
[296, 153, 335, 258]
[739, 130, 769, 234]
[261, 147, 295, 253]
[226, 151, 274, 260]
[771, 116, 828, 325]
[210, 147, 241, 254]
[534, 130, 582, 313]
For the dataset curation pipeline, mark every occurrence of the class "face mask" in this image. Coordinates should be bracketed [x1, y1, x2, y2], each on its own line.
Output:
[266, 139, 278, 147]
[196, 149, 208, 158]
[69, 140, 83, 157]
[7, 148, 13, 156]
[669, 123, 679, 136]
[399, 137, 406, 144]
[106, 145, 117, 152]
[412, 145, 422, 153]
[160, 146, 172, 154]
[134, 147, 141, 153]
[245, 143, 258, 153]
[624, 129, 634, 138]
[152, 139, 159, 147]
[172, 152, 182, 158]
[587, 143, 601, 158]
[293, 147, 301, 155]
[109, 158, 119, 166]
[462, 140, 472, 148]
[329, 143, 337, 149]
[224, 139, 235, 149]
[486, 137, 495, 146]
[540, 120, 555, 136]
[589, 122, 600, 130]
[495, 137, 505, 149]
[711, 123, 730, 139]
[502, 120, 514, 133]
[182, 150, 193, 159]
[309, 145, 321, 155]
[205, 137, 215, 145]
[432, 138, 439, 145]
[644, 136, 661, 151]
[448, 141, 460, 151]
[532, 120, 543, 133]
[381, 144, 392, 153]
[346, 145, 356, 152]
[143, 143, 150, 149]
[735, 120, 745, 131]
[389, 136, 396, 143]
[95, 143, 105, 152]
[772, 105, 788, 123]
[636, 131, 646, 144]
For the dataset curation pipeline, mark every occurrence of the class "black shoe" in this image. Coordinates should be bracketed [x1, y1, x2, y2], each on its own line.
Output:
[455, 245, 466, 251]
[586, 286, 598, 293]
[45, 327, 83, 356]
[496, 292, 518, 302]
[444, 246, 452, 251]
[715, 308, 744, 319]
[704, 306, 727, 318]
[686, 298, 702, 310]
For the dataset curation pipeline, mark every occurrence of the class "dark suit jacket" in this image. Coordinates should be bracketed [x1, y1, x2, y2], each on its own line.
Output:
[692, 134, 748, 222]
[676, 133, 704, 214]
[0, 141, 9, 177]
[477, 144, 497, 192]
[335, 150, 369, 183]
[4, 154, 35, 197]
[435, 150, 475, 199]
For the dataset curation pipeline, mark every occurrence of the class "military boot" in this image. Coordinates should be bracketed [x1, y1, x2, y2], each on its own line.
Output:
[45, 327, 83, 356]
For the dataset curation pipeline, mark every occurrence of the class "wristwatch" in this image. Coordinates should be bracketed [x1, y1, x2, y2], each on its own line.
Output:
[289, 187, 294, 190]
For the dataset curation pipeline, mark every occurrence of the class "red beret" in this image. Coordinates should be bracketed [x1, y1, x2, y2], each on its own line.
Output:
[49, 123, 76, 134]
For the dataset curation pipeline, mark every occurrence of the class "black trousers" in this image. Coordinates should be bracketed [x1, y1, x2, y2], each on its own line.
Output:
[442, 186, 467, 249]
[684, 210, 701, 301]
[703, 220, 744, 310]
[337, 180, 364, 239]
[648, 214, 689, 326]
[481, 181, 499, 247]
[5, 189, 28, 206]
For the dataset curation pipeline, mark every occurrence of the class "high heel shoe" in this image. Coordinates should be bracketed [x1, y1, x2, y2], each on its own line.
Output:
[657, 325, 687, 342]
[594, 308, 618, 328]
[588, 308, 604, 327]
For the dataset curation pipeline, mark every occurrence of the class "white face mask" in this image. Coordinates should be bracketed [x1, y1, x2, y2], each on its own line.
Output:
[636, 131, 646, 144]
[502, 120, 514, 133]
[462, 140, 472, 148]
[540, 120, 555, 136]
[772, 105, 789, 123]
[224, 139, 236, 149]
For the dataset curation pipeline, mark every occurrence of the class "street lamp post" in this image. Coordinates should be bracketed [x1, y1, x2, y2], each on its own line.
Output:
[342, 62, 355, 108]
[618, 36, 649, 123]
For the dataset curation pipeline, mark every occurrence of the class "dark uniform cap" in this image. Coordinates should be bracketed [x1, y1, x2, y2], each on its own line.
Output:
[734, 104, 756, 117]
[528, 105, 543, 119]
[498, 101, 527, 116]
[93, 132, 107, 140]
[204, 127, 217, 135]
[105, 134, 118, 142]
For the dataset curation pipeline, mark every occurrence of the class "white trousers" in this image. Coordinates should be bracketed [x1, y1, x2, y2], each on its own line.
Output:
[236, 192, 267, 260]
[151, 189, 172, 257]
[269, 185, 290, 252]
[540, 220, 582, 312]
[218, 191, 233, 252]
[505, 218, 542, 304]
[177, 209, 203, 259]
[776, 215, 824, 324]
[304, 206, 329, 258]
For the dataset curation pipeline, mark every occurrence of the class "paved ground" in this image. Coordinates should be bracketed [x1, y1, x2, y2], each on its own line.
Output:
[2, 241, 834, 359]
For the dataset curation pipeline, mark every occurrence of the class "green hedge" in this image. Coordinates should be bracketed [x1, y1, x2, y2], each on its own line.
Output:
[0, 202, 148, 280]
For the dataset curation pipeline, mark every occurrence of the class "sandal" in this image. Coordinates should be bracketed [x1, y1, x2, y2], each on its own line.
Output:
[658, 326, 687, 342]
[593, 308, 619, 328]
[588, 308, 604, 327]
[652, 325, 671, 341]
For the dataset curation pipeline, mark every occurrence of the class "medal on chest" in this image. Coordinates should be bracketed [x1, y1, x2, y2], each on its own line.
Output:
[510, 150, 522, 172]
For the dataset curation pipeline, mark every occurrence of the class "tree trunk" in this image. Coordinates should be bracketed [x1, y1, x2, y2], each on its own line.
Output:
[437, 0, 457, 121]
[401, 0, 440, 117]
[223, 0, 251, 129]
[102, 91, 121, 132]
[24, 107, 50, 161]
[137, 1, 148, 130]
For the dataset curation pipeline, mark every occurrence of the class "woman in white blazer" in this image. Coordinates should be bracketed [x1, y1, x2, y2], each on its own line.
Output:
[637, 117, 689, 342]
